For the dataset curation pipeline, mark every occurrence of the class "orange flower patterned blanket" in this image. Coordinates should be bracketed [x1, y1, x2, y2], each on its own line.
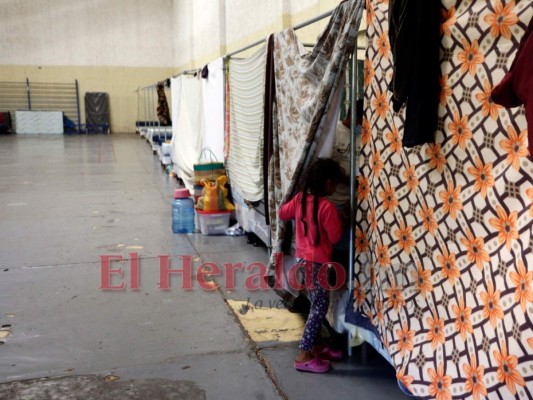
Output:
[355, 1, 533, 398]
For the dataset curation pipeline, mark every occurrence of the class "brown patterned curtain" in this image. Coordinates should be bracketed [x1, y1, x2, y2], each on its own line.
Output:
[266, 0, 365, 298]
[358, 1, 533, 398]
[156, 82, 172, 127]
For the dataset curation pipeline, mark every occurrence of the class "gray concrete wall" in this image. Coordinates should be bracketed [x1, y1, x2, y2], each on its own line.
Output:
[0, 0, 175, 67]
[0, 0, 176, 132]
[172, 0, 342, 69]
[0, 0, 347, 132]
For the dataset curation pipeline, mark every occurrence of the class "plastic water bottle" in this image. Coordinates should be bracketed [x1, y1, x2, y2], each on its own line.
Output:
[172, 188, 195, 234]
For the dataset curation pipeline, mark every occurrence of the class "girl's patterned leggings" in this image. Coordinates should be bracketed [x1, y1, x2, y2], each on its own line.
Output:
[298, 260, 329, 351]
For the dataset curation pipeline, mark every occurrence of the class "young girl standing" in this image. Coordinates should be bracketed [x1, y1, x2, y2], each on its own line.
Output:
[278, 158, 345, 373]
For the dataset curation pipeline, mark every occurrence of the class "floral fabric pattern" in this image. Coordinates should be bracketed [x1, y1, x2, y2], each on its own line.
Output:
[267, 0, 364, 276]
[357, 1, 533, 398]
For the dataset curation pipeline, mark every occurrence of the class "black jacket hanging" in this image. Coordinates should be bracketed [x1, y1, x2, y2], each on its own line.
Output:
[388, 0, 441, 147]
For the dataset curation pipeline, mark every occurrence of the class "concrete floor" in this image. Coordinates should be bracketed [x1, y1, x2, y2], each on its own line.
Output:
[0, 134, 412, 399]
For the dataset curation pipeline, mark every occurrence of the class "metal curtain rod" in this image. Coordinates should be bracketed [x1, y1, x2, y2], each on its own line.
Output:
[225, 38, 265, 59]
[138, 84, 156, 91]
[172, 68, 201, 78]
[225, 8, 335, 59]
[292, 8, 334, 31]
[138, 68, 201, 92]
[347, 0, 366, 358]
[140, 7, 338, 89]
[138, 80, 168, 91]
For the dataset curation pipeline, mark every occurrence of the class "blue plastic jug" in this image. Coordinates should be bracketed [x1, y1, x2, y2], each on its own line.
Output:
[172, 188, 195, 234]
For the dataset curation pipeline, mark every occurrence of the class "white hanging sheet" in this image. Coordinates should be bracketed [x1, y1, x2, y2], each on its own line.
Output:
[170, 76, 204, 191]
[170, 76, 183, 170]
[227, 45, 267, 202]
[201, 58, 225, 162]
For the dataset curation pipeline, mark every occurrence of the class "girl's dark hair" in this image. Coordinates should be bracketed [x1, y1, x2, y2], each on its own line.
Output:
[301, 158, 345, 246]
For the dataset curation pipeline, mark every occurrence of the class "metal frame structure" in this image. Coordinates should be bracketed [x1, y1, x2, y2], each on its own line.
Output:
[224, 3, 366, 357]
[138, 2, 366, 356]
[138, 8, 337, 127]
[136, 69, 199, 130]
[222, 7, 337, 260]
[0, 79, 81, 133]
[224, 9, 334, 60]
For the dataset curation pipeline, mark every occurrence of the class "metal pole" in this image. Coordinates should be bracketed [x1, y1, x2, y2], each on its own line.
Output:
[75, 79, 81, 133]
[148, 87, 152, 127]
[150, 87, 155, 127]
[145, 88, 149, 128]
[222, 56, 227, 154]
[151, 86, 155, 128]
[347, 46, 358, 359]
[156, 85, 160, 128]
[225, 8, 334, 59]
[292, 9, 334, 31]
[137, 87, 140, 132]
[171, 69, 199, 79]
[148, 87, 151, 127]
[346, 0, 365, 359]
[143, 88, 147, 128]
[26, 78, 31, 110]
[225, 38, 266, 59]
[154, 86, 159, 127]
[153, 86, 157, 127]
[144, 89, 148, 130]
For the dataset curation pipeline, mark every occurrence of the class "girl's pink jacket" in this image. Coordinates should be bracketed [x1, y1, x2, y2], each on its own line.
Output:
[279, 192, 342, 264]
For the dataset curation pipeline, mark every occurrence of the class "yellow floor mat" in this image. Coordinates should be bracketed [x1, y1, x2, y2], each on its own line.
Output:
[226, 299, 306, 343]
